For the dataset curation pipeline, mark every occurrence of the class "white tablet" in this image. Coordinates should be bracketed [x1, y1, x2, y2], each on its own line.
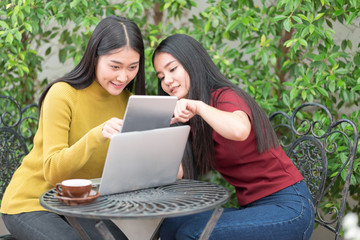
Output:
[121, 95, 178, 133]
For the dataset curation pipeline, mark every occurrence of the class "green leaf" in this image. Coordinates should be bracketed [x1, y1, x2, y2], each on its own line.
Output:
[244, 47, 258, 54]
[325, 19, 333, 28]
[70, 0, 81, 8]
[314, 53, 326, 61]
[328, 57, 336, 66]
[81, 0, 88, 7]
[354, 54, 360, 66]
[301, 26, 309, 37]
[284, 39, 296, 48]
[301, 90, 307, 100]
[263, 82, 271, 99]
[335, 68, 348, 74]
[59, 48, 67, 63]
[307, 93, 313, 102]
[316, 87, 329, 97]
[283, 93, 290, 107]
[20, 64, 29, 74]
[24, 22, 32, 32]
[241, 17, 249, 26]
[298, 39, 307, 47]
[261, 50, 268, 65]
[17, 65, 24, 76]
[309, 24, 315, 34]
[226, 18, 241, 32]
[291, 15, 302, 23]
[347, 40, 353, 50]
[328, 75, 335, 81]
[346, 11, 356, 25]
[270, 53, 277, 66]
[298, 14, 309, 22]
[6, 32, 13, 44]
[337, 79, 344, 88]
[163, 1, 172, 9]
[329, 80, 336, 92]
[45, 47, 51, 56]
[334, 9, 344, 16]
[283, 18, 292, 32]
[0, 20, 9, 29]
[290, 88, 298, 101]
[341, 40, 347, 50]
[15, 30, 22, 41]
[352, 85, 360, 92]
[273, 15, 287, 21]
[314, 13, 325, 21]
[204, 21, 211, 33]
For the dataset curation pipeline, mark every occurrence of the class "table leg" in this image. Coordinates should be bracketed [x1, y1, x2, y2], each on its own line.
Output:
[199, 207, 224, 240]
[95, 220, 116, 240]
[65, 216, 91, 240]
[150, 218, 164, 240]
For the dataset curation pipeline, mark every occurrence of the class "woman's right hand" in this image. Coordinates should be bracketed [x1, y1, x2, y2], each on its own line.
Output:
[171, 99, 199, 124]
[102, 117, 123, 139]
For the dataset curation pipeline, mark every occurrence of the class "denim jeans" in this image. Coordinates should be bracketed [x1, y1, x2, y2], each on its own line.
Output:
[160, 180, 315, 240]
[2, 211, 128, 240]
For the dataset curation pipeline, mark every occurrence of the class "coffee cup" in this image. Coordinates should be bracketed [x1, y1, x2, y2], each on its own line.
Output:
[56, 179, 92, 198]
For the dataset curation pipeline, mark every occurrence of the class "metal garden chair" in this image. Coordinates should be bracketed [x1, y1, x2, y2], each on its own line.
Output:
[269, 102, 358, 240]
[0, 95, 39, 240]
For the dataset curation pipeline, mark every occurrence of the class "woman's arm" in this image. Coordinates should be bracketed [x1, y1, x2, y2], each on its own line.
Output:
[41, 83, 118, 185]
[171, 99, 251, 141]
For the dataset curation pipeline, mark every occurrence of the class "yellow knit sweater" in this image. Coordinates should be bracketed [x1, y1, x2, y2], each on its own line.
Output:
[1, 81, 131, 214]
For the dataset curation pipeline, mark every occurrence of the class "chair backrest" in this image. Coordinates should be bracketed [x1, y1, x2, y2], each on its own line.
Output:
[0, 95, 38, 200]
[269, 102, 358, 240]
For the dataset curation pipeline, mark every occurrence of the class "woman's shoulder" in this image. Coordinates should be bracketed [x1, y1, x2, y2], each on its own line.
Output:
[46, 81, 78, 102]
[211, 87, 251, 113]
[50, 81, 74, 91]
[211, 87, 241, 100]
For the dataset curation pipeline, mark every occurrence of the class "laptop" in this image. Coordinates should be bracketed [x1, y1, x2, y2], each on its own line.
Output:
[121, 95, 178, 133]
[99, 125, 190, 195]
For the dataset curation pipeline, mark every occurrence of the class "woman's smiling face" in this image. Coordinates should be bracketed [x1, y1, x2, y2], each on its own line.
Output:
[95, 47, 140, 95]
[154, 52, 190, 99]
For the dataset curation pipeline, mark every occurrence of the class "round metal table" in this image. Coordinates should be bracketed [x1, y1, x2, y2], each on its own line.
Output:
[40, 179, 229, 240]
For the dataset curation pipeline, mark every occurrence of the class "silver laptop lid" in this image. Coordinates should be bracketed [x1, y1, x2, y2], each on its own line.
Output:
[99, 125, 190, 195]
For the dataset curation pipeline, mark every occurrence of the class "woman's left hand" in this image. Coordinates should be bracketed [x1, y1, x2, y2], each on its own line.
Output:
[177, 164, 184, 179]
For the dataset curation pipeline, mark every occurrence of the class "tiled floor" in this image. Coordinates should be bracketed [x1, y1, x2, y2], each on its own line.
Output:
[310, 226, 334, 240]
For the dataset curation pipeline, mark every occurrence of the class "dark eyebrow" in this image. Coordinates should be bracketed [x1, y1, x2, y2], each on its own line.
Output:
[110, 60, 139, 65]
[156, 60, 177, 75]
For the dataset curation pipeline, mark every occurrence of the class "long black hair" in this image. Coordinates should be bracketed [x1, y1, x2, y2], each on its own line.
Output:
[152, 34, 278, 176]
[38, 16, 145, 111]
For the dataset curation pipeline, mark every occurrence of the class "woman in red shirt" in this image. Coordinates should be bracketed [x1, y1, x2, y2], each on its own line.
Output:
[153, 34, 315, 240]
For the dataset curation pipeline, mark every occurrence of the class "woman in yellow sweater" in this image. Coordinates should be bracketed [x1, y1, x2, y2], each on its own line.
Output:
[0, 16, 145, 239]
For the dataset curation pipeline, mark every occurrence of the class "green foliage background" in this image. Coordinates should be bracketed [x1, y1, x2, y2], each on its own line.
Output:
[1, 0, 360, 218]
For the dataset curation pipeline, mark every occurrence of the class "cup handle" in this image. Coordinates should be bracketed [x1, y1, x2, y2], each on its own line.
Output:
[55, 183, 63, 196]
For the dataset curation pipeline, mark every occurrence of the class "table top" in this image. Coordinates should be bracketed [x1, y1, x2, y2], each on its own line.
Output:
[40, 179, 229, 220]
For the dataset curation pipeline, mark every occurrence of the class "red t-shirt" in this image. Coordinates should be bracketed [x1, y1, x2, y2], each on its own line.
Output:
[210, 88, 303, 206]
